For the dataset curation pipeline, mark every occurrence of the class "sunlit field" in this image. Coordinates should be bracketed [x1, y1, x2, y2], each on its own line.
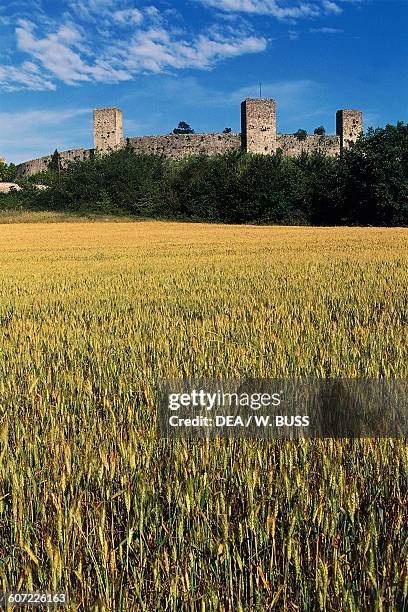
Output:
[0, 221, 406, 610]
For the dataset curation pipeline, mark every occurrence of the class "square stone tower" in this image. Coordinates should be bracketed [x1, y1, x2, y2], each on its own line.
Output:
[241, 99, 277, 154]
[336, 109, 363, 151]
[93, 107, 123, 154]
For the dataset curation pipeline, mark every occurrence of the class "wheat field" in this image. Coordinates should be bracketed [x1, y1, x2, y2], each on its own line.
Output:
[0, 221, 406, 610]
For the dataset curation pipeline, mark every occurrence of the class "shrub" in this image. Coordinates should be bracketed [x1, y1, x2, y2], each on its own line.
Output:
[5, 122, 407, 227]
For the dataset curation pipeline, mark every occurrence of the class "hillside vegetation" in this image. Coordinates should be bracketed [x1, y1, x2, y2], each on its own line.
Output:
[1, 122, 407, 226]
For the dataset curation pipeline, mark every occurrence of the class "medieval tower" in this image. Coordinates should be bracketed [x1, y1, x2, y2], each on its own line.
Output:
[16, 98, 363, 176]
[241, 99, 277, 155]
[93, 108, 123, 154]
[336, 109, 363, 151]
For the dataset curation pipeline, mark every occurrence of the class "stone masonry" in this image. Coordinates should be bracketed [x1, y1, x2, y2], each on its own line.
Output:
[126, 133, 241, 158]
[16, 99, 363, 176]
[93, 107, 123, 153]
[241, 99, 277, 154]
[277, 134, 340, 157]
[16, 148, 92, 176]
[336, 109, 363, 151]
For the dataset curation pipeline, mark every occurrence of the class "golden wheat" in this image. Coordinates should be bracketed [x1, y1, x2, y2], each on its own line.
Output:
[0, 221, 406, 610]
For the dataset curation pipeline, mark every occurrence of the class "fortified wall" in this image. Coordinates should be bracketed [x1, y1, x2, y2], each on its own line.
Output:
[16, 99, 363, 176]
[126, 133, 241, 158]
[16, 148, 92, 176]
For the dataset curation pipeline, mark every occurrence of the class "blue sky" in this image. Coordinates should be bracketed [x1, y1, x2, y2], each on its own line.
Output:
[0, 0, 407, 163]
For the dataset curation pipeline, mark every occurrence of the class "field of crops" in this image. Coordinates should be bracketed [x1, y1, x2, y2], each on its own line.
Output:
[0, 221, 406, 610]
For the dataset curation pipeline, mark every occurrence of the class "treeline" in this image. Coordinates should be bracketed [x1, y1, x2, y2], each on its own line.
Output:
[2, 122, 407, 226]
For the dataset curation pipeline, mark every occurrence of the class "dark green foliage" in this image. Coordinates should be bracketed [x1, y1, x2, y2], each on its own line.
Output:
[223, 127, 232, 134]
[48, 149, 61, 174]
[335, 122, 408, 226]
[294, 129, 308, 141]
[2, 122, 407, 226]
[173, 122, 195, 135]
[314, 126, 326, 136]
[31, 148, 167, 216]
[0, 161, 17, 182]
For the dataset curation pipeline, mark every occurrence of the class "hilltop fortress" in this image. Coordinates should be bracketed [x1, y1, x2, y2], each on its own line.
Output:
[16, 99, 363, 177]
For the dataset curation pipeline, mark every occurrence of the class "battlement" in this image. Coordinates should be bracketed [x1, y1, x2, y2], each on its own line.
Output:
[15, 99, 363, 176]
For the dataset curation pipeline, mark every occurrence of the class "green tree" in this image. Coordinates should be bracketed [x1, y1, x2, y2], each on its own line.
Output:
[9, 121, 406, 227]
[335, 122, 408, 226]
[314, 126, 326, 135]
[48, 149, 62, 174]
[294, 129, 308, 141]
[0, 160, 17, 182]
[173, 122, 195, 135]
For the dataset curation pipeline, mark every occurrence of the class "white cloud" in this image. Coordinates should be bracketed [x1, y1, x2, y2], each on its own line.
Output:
[195, 0, 322, 19]
[66, 0, 118, 22]
[0, 62, 56, 91]
[288, 29, 299, 40]
[0, 3, 268, 91]
[310, 26, 343, 32]
[322, 0, 343, 14]
[0, 0, 359, 92]
[16, 22, 92, 84]
[14, 19, 132, 85]
[121, 28, 266, 72]
[195, 0, 353, 18]
[112, 9, 144, 25]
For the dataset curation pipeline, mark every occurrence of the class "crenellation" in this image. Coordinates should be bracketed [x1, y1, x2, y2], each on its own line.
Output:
[15, 99, 363, 176]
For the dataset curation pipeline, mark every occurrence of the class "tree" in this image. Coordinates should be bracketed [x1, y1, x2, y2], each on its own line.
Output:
[4, 122, 405, 227]
[173, 122, 195, 135]
[48, 149, 62, 174]
[314, 126, 326, 136]
[294, 129, 308, 141]
[335, 122, 408, 226]
[0, 159, 17, 182]
[223, 127, 232, 134]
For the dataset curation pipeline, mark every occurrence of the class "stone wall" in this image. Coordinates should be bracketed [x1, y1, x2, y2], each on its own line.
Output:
[15, 134, 241, 176]
[277, 134, 340, 157]
[15, 133, 342, 177]
[16, 148, 92, 177]
[15, 97, 364, 176]
[94, 108, 123, 154]
[126, 133, 241, 158]
[241, 99, 276, 154]
[336, 110, 363, 151]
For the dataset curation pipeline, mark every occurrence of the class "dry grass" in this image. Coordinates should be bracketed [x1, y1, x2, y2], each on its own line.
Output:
[0, 210, 137, 224]
[0, 221, 406, 610]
